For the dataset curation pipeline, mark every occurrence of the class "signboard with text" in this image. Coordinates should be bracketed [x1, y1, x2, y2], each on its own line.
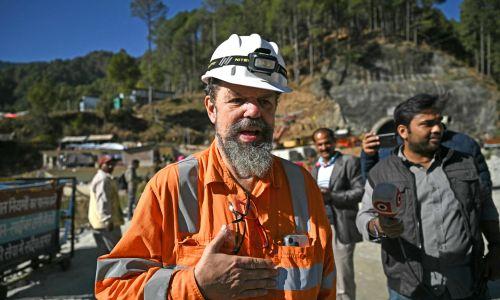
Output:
[0, 181, 62, 270]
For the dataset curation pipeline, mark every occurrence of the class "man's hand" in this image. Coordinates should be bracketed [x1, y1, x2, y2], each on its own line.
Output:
[369, 217, 403, 238]
[484, 246, 500, 280]
[362, 132, 380, 156]
[320, 188, 332, 205]
[194, 225, 278, 299]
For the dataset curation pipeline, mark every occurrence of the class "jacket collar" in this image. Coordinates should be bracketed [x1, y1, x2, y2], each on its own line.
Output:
[97, 169, 113, 179]
[316, 151, 340, 168]
[395, 145, 452, 168]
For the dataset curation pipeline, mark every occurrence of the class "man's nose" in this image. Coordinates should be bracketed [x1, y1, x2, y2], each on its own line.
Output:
[242, 100, 262, 118]
[431, 123, 443, 134]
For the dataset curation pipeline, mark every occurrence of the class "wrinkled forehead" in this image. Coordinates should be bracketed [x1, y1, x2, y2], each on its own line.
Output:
[217, 81, 279, 100]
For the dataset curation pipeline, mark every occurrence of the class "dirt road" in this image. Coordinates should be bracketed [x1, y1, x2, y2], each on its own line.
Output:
[7, 193, 500, 299]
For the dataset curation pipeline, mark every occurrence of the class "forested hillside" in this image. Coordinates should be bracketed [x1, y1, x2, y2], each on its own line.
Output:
[1, 1, 499, 111]
[0, 51, 113, 111]
[152, 0, 499, 92]
[0, 0, 498, 149]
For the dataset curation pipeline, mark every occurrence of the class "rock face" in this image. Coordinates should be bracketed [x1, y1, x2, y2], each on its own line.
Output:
[310, 42, 499, 136]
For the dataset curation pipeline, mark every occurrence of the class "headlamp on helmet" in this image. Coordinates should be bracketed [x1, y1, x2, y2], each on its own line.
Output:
[206, 48, 287, 79]
[248, 48, 279, 76]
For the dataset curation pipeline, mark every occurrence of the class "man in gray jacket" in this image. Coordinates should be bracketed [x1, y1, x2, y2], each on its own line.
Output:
[356, 94, 500, 299]
[311, 128, 364, 300]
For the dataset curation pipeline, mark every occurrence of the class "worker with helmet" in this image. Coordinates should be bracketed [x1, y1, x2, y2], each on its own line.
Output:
[95, 33, 335, 299]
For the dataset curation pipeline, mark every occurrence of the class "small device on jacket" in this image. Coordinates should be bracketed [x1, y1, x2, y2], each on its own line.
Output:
[283, 234, 309, 247]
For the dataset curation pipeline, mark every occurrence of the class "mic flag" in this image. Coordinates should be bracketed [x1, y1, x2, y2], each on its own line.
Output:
[372, 183, 402, 217]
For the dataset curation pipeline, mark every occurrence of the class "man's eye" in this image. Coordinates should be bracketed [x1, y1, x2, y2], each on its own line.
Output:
[258, 98, 275, 108]
[229, 98, 245, 105]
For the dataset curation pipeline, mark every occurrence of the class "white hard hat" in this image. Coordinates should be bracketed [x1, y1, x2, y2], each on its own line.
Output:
[201, 33, 292, 93]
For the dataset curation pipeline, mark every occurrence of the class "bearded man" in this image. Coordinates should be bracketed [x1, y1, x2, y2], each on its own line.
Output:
[356, 94, 500, 299]
[95, 33, 336, 300]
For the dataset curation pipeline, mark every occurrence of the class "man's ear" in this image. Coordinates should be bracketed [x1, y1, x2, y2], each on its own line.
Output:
[205, 95, 216, 124]
[397, 124, 409, 140]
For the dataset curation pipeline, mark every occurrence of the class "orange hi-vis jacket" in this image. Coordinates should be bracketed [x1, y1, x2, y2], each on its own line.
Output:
[95, 141, 336, 299]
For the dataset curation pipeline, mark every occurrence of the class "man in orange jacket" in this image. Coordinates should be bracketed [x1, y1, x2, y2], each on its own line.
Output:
[95, 33, 336, 300]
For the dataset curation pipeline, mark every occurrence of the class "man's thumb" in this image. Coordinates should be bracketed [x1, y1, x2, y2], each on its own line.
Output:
[205, 224, 229, 254]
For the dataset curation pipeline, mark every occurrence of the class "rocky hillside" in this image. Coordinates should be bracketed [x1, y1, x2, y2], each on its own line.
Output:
[278, 40, 499, 140]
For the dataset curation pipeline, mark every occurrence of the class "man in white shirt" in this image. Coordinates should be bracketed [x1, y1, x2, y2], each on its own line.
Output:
[88, 155, 124, 255]
[311, 128, 364, 300]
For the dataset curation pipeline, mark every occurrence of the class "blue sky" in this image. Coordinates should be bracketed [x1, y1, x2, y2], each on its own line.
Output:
[0, 0, 461, 63]
[435, 0, 462, 21]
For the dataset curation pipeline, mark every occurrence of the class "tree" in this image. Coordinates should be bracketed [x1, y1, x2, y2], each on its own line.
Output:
[27, 78, 57, 116]
[131, 0, 167, 107]
[107, 49, 141, 90]
[459, 0, 498, 77]
[0, 73, 16, 110]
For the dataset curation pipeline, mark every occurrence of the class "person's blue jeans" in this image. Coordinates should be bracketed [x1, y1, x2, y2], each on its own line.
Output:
[388, 289, 412, 300]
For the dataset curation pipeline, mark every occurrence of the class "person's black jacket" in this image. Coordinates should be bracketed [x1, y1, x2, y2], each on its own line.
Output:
[311, 153, 363, 244]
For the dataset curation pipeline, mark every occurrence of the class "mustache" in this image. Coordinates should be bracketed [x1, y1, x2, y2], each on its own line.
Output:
[228, 118, 270, 135]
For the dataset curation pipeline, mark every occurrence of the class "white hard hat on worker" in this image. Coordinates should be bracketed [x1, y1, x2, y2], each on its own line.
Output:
[201, 33, 292, 93]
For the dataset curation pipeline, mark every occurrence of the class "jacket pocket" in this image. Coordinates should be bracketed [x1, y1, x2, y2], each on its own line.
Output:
[175, 238, 206, 267]
[447, 167, 479, 212]
[274, 244, 322, 292]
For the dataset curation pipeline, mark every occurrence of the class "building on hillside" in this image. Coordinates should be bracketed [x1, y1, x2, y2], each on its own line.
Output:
[60, 134, 116, 149]
[43, 139, 160, 169]
[79, 96, 100, 112]
[42, 150, 99, 169]
[128, 89, 174, 105]
[122, 144, 159, 167]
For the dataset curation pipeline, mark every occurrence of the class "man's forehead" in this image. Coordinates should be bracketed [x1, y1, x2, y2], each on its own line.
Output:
[314, 131, 334, 141]
[219, 82, 278, 99]
[412, 111, 442, 122]
[415, 111, 441, 118]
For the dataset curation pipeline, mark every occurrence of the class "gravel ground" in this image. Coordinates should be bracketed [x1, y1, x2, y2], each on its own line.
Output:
[6, 162, 500, 299]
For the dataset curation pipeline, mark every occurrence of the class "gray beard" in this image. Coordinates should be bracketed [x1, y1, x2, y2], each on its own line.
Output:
[216, 118, 274, 179]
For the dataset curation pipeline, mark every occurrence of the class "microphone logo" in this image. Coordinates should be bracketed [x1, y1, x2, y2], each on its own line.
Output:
[372, 183, 402, 217]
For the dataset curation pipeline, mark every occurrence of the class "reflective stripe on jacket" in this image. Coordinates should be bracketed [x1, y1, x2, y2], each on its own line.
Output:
[95, 141, 335, 299]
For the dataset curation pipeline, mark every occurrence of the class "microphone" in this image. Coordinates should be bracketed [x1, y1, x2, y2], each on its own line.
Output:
[372, 183, 402, 217]
[371, 184, 437, 297]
